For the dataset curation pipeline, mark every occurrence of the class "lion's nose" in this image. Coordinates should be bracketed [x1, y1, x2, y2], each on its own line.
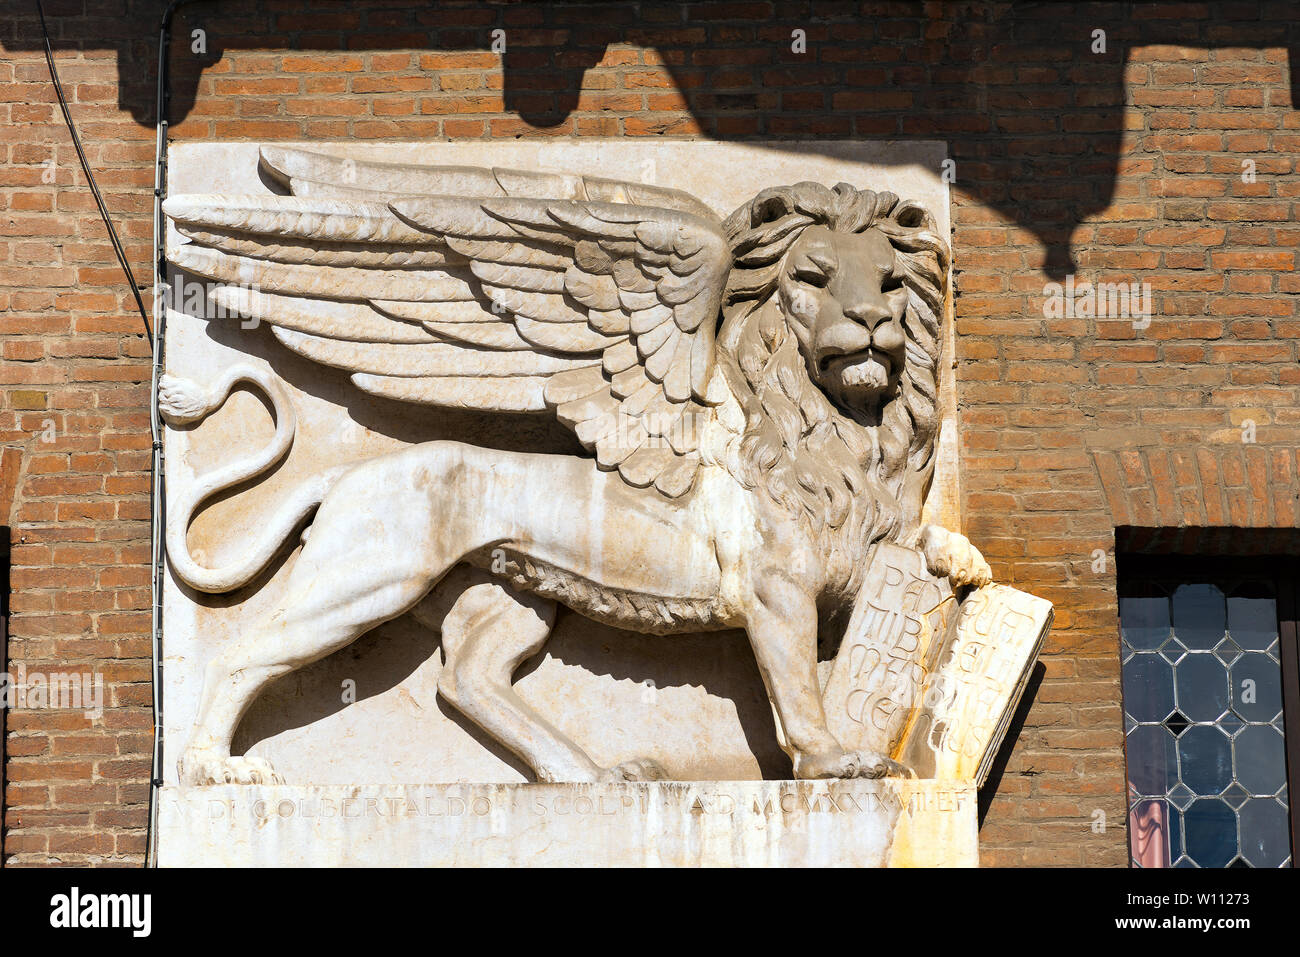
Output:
[843, 298, 893, 327]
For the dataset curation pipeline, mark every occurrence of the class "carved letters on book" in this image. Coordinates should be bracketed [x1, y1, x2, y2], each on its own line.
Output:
[821, 543, 956, 760]
[900, 584, 1052, 785]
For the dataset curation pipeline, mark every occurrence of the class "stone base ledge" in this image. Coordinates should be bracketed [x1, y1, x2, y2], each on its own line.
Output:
[157, 780, 978, 867]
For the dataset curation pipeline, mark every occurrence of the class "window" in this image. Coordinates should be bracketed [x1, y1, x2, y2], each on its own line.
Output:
[1118, 554, 1300, 868]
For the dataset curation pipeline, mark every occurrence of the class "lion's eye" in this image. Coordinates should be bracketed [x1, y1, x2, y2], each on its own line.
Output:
[793, 267, 828, 288]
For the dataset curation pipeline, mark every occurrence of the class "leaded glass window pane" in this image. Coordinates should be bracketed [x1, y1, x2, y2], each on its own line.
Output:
[1120, 575, 1292, 868]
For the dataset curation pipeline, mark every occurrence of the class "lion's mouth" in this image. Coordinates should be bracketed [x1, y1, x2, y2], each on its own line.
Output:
[821, 349, 891, 391]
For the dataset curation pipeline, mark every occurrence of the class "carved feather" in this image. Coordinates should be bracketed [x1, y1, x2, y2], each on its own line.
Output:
[621, 378, 661, 418]
[629, 304, 673, 336]
[515, 316, 620, 353]
[372, 300, 496, 324]
[619, 444, 677, 488]
[653, 452, 700, 497]
[574, 407, 622, 447]
[636, 320, 676, 360]
[262, 145, 718, 220]
[543, 366, 609, 406]
[554, 389, 620, 433]
[609, 365, 649, 400]
[602, 339, 639, 375]
[661, 333, 694, 403]
[390, 198, 529, 240]
[446, 237, 572, 270]
[470, 261, 567, 293]
[172, 245, 477, 303]
[164, 195, 434, 245]
[565, 270, 622, 312]
[479, 287, 588, 325]
[272, 327, 598, 378]
[667, 408, 703, 454]
[596, 425, 644, 468]
[177, 227, 453, 269]
[352, 373, 548, 412]
[261, 146, 509, 199]
[207, 287, 439, 344]
[643, 330, 680, 383]
[423, 320, 533, 351]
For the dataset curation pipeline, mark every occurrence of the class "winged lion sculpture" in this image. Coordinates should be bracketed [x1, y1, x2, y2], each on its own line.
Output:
[160, 147, 991, 786]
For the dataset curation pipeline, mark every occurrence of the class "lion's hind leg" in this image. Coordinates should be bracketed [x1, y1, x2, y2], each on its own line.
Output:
[434, 576, 612, 783]
[178, 460, 455, 787]
[434, 575, 670, 783]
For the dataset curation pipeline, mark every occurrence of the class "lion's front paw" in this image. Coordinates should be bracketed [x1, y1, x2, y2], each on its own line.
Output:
[794, 747, 913, 779]
[916, 525, 992, 588]
[600, 757, 670, 782]
[847, 750, 914, 779]
[179, 748, 284, 786]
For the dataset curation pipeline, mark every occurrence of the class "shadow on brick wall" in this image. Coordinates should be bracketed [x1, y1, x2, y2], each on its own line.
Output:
[4, 1, 1295, 279]
[979, 660, 1045, 828]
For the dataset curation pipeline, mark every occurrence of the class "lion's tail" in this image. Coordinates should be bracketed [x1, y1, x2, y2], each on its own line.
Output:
[159, 365, 345, 594]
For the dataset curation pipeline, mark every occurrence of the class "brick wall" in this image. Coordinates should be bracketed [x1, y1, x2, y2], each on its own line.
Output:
[1, 0, 1295, 866]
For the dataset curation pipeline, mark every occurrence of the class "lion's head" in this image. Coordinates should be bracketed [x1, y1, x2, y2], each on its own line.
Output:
[715, 183, 949, 563]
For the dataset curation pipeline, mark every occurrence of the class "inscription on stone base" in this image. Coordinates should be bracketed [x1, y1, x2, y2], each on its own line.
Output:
[157, 781, 977, 867]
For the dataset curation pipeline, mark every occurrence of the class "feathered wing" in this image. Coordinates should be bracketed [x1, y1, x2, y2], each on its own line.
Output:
[164, 146, 732, 497]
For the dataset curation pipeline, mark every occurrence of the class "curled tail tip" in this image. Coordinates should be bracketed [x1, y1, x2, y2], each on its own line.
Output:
[158, 374, 213, 425]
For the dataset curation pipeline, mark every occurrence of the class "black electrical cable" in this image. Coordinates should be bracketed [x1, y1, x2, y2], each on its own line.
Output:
[35, 0, 153, 341]
[146, 0, 203, 870]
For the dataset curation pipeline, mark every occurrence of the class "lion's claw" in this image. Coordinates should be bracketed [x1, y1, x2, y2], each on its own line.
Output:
[851, 752, 914, 779]
[179, 749, 284, 786]
[916, 525, 992, 588]
[794, 748, 913, 780]
[600, 757, 669, 782]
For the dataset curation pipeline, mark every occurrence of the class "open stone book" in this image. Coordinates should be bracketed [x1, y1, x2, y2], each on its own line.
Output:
[823, 542, 1052, 788]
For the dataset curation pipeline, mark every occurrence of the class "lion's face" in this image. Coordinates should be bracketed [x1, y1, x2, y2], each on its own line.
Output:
[776, 225, 910, 415]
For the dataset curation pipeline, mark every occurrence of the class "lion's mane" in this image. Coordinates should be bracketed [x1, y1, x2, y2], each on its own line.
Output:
[714, 183, 949, 569]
